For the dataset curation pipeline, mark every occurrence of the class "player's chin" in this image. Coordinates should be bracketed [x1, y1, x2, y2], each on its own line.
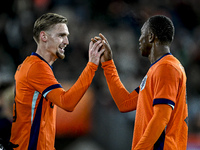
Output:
[56, 51, 65, 59]
[141, 52, 149, 57]
[140, 48, 150, 57]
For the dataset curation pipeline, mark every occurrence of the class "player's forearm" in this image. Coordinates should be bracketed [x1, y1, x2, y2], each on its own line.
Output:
[134, 105, 172, 150]
[102, 60, 138, 112]
[47, 62, 97, 111]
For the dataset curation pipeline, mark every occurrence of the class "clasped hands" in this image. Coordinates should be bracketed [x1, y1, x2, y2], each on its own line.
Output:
[88, 33, 113, 65]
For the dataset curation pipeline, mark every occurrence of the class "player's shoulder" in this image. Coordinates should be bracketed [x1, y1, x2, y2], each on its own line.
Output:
[157, 55, 185, 76]
[163, 55, 184, 69]
[27, 55, 45, 64]
[24, 55, 49, 69]
[17, 55, 50, 76]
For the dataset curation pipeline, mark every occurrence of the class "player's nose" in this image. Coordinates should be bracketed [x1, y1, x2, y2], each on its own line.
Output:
[63, 36, 69, 45]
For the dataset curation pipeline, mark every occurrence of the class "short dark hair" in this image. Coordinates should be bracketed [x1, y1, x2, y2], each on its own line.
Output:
[147, 15, 175, 44]
[33, 13, 68, 43]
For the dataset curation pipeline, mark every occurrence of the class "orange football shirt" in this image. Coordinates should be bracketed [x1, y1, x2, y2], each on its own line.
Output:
[102, 53, 188, 150]
[10, 52, 97, 150]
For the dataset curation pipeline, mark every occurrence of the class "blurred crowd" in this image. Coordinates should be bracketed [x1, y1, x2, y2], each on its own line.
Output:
[0, 0, 200, 149]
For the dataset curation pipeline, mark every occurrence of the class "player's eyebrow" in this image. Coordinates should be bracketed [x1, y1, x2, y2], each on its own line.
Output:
[58, 32, 70, 36]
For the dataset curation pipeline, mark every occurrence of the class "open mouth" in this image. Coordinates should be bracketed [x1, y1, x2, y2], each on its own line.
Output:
[59, 46, 65, 53]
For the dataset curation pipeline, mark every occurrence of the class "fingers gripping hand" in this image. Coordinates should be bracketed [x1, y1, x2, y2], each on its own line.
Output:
[89, 40, 105, 65]
[98, 33, 113, 62]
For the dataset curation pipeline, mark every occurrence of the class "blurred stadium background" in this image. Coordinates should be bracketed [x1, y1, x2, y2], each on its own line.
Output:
[0, 0, 200, 149]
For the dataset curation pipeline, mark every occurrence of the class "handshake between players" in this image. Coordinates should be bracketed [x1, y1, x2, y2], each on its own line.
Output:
[90, 33, 113, 64]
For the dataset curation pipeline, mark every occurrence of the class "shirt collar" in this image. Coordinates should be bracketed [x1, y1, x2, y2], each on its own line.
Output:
[150, 53, 172, 68]
[31, 52, 53, 70]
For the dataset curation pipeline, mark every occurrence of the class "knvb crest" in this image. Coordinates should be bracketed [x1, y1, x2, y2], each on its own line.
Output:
[140, 75, 147, 91]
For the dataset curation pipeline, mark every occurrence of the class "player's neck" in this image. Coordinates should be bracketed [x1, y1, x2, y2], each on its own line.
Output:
[35, 46, 57, 66]
[148, 44, 170, 64]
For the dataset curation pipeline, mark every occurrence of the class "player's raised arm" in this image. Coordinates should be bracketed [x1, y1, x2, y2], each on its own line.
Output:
[94, 33, 139, 112]
[10, 13, 106, 150]
[46, 40, 105, 112]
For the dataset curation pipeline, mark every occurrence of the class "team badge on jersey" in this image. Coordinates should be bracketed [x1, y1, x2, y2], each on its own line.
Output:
[140, 75, 147, 91]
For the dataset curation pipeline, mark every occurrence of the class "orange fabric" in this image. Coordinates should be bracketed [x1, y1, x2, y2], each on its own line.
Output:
[134, 104, 172, 150]
[102, 60, 138, 112]
[56, 83, 95, 137]
[46, 62, 97, 112]
[102, 54, 188, 150]
[10, 53, 97, 150]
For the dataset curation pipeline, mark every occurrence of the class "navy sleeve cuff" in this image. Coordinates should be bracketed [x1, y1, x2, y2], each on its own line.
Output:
[153, 98, 175, 110]
[42, 84, 62, 98]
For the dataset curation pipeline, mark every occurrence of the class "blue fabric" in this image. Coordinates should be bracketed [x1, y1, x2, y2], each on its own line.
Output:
[153, 98, 175, 110]
[135, 87, 140, 94]
[42, 84, 62, 98]
[28, 96, 43, 150]
[154, 130, 165, 150]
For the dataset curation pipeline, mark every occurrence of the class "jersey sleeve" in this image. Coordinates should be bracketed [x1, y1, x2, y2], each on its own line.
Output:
[134, 104, 172, 149]
[153, 64, 180, 110]
[46, 62, 98, 111]
[102, 60, 138, 112]
[27, 61, 62, 97]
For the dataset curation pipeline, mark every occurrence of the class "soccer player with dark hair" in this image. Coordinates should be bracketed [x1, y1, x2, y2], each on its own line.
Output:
[9, 13, 104, 149]
[97, 15, 188, 149]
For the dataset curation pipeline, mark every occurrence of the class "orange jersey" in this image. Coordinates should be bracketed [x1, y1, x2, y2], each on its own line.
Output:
[102, 53, 188, 150]
[10, 52, 97, 150]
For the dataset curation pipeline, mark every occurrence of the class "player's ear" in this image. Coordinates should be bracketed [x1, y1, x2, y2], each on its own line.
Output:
[40, 31, 48, 42]
[148, 31, 155, 43]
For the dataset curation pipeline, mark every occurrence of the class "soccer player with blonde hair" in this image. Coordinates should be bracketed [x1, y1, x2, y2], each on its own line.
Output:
[9, 13, 104, 149]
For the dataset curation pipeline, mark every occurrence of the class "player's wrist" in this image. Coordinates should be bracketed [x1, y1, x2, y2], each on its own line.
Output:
[88, 61, 98, 71]
[101, 59, 113, 65]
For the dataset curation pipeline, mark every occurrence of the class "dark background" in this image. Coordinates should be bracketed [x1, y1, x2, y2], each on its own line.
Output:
[0, 0, 200, 149]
